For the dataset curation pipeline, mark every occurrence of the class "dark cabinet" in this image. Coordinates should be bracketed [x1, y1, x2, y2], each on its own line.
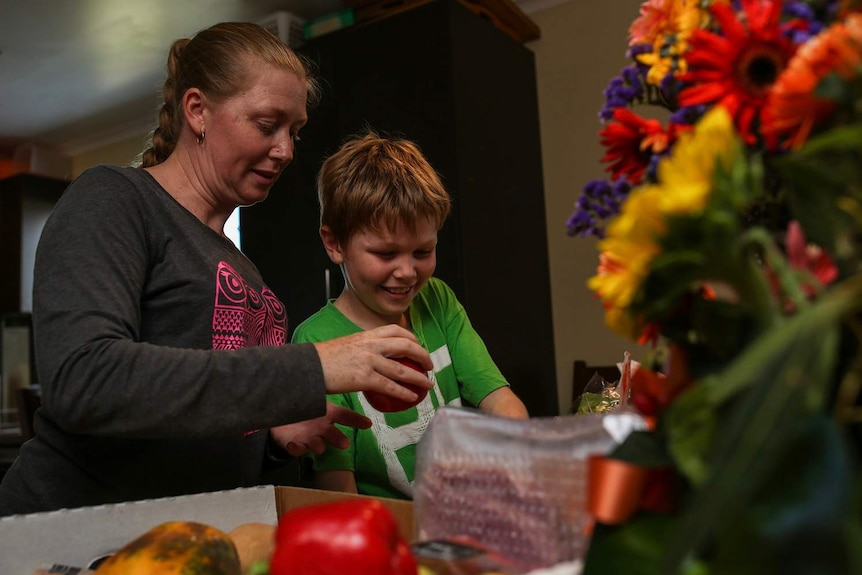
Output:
[0, 174, 68, 315]
[242, 0, 558, 415]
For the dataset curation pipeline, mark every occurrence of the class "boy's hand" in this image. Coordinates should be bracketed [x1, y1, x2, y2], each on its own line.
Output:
[270, 402, 371, 456]
[313, 325, 433, 400]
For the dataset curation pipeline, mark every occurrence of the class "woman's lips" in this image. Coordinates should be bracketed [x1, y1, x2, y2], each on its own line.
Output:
[251, 169, 278, 184]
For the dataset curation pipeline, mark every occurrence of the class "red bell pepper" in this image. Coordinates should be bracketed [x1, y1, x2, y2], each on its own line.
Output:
[269, 498, 417, 575]
[364, 357, 428, 412]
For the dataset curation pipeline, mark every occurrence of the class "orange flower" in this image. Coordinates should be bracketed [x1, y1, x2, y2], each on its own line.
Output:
[762, 13, 862, 150]
[629, 0, 675, 46]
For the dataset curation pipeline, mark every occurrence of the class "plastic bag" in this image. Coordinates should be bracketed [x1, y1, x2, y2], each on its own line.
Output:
[575, 352, 639, 414]
[413, 407, 631, 568]
[576, 372, 620, 414]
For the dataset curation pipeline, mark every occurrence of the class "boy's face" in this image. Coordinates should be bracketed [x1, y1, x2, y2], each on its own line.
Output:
[324, 217, 438, 327]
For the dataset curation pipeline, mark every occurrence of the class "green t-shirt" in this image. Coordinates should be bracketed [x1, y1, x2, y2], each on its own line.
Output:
[291, 277, 508, 500]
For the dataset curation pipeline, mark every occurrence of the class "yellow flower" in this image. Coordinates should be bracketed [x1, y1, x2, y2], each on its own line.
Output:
[589, 252, 646, 339]
[590, 187, 663, 337]
[657, 106, 739, 214]
[589, 106, 740, 339]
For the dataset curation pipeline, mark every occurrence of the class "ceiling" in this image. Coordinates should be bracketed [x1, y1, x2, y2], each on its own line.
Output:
[0, 0, 547, 158]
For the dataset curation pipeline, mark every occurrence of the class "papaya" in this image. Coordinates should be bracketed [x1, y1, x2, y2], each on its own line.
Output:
[228, 522, 276, 574]
[94, 520, 241, 575]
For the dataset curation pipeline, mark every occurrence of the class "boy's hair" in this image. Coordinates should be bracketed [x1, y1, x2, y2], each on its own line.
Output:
[317, 132, 452, 246]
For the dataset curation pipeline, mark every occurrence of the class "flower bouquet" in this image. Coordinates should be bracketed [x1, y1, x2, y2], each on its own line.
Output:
[568, 0, 862, 573]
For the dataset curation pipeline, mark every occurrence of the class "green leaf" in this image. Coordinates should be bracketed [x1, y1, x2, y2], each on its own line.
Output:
[248, 559, 270, 575]
[814, 71, 855, 103]
[791, 123, 862, 156]
[611, 431, 676, 468]
[658, 281, 862, 573]
[688, 298, 760, 362]
[583, 514, 676, 575]
[772, 126, 862, 258]
[662, 383, 716, 485]
[708, 416, 862, 575]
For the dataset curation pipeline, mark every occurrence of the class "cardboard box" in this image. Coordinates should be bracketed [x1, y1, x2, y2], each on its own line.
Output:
[0, 485, 413, 575]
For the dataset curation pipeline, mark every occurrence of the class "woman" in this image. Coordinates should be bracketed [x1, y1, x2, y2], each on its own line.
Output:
[0, 22, 431, 516]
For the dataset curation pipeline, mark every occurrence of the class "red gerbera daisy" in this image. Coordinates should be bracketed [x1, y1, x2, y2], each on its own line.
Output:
[599, 108, 679, 185]
[678, 0, 796, 144]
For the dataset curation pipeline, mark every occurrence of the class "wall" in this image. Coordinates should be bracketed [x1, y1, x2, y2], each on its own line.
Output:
[525, 0, 647, 412]
[71, 133, 148, 178]
[71, 1, 648, 414]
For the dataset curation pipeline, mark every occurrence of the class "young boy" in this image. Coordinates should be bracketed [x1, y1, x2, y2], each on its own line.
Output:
[291, 132, 528, 500]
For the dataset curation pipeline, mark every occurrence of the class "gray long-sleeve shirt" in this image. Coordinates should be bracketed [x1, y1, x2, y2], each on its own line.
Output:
[0, 165, 325, 515]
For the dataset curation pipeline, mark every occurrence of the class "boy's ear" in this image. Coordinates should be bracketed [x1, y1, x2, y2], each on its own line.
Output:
[320, 225, 344, 264]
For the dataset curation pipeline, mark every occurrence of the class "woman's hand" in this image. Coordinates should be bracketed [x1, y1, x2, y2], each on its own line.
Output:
[270, 402, 372, 456]
[313, 324, 433, 402]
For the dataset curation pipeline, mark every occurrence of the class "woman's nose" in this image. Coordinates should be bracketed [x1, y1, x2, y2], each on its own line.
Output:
[271, 135, 294, 163]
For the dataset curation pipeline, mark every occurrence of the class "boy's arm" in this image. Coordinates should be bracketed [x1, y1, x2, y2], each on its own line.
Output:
[315, 469, 359, 494]
[478, 386, 529, 419]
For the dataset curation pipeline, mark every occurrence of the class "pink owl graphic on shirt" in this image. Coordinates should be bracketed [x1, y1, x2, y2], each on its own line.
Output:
[211, 261, 286, 350]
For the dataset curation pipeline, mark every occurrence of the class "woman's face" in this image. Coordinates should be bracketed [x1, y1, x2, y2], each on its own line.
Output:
[202, 64, 307, 208]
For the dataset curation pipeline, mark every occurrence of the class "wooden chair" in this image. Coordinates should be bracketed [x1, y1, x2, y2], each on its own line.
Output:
[571, 360, 621, 412]
[15, 384, 41, 440]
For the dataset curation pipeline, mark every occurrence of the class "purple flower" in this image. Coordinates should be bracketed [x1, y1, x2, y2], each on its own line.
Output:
[783, 0, 813, 19]
[670, 104, 707, 126]
[599, 64, 646, 121]
[628, 43, 652, 57]
[566, 208, 598, 237]
[646, 154, 662, 183]
[567, 178, 633, 238]
[781, 0, 837, 44]
[659, 73, 679, 99]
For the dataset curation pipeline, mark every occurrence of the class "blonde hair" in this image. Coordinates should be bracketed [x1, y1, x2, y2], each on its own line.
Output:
[141, 22, 319, 167]
[318, 132, 452, 247]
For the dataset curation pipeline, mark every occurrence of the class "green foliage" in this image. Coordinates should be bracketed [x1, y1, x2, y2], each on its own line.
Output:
[707, 415, 862, 575]
[773, 124, 862, 264]
[583, 515, 677, 575]
[578, 8, 862, 575]
[611, 431, 676, 469]
[660, 283, 859, 573]
[584, 127, 862, 573]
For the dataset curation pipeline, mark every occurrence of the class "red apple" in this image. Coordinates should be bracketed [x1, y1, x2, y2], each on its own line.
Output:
[363, 357, 428, 412]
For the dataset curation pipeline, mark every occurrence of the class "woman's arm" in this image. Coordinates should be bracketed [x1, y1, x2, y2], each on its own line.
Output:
[32, 168, 327, 438]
